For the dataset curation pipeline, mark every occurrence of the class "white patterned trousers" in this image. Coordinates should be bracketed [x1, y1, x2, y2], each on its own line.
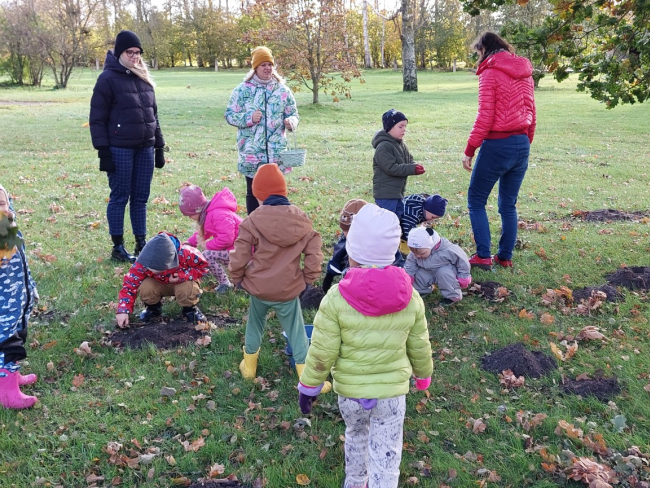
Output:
[202, 249, 231, 286]
[339, 395, 406, 488]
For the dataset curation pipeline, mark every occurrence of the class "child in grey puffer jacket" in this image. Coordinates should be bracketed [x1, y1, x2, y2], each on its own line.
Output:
[404, 227, 471, 305]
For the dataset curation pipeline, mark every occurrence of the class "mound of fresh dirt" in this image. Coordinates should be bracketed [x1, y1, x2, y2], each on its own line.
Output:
[188, 480, 245, 488]
[300, 285, 325, 310]
[481, 342, 557, 378]
[579, 209, 649, 222]
[562, 376, 620, 401]
[469, 281, 506, 301]
[606, 267, 650, 290]
[573, 285, 622, 303]
[109, 314, 237, 349]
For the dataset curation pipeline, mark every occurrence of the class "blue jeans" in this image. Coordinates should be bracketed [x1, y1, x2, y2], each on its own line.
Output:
[375, 199, 404, 220]
[468, 135, 529, 261]
[107, 146, 154, 236]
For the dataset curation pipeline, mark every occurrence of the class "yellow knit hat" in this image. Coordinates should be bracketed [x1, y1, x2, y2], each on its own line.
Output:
[251, 46, 275, 70]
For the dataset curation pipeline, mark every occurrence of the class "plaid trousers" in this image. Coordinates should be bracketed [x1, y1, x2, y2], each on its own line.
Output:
[106, 146, 154, 236]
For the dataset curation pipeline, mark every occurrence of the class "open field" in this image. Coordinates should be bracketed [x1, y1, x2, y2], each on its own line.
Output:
[0, 68, 649, 487]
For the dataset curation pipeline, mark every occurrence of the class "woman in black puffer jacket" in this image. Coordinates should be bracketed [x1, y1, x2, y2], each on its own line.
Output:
[89, 30, 165, 263]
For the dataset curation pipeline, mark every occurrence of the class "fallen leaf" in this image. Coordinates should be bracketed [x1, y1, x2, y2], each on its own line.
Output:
[180, 437, 205, 452]
[296, 473, 311, 485]
[72, 374, 84, 388]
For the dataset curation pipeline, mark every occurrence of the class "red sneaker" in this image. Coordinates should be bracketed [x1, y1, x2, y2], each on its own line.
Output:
[493, 255, 513, 268]
[469, 254, 493, 270]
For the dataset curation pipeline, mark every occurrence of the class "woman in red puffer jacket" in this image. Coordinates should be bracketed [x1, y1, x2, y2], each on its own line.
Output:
[462, 32, 536, 271]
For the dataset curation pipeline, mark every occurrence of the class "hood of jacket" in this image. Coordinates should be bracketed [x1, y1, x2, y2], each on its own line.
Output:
[371, 130, 402, 149]
[247, 204, 314, 247]
[338, 266, 413, 317]
[207, 187, 238, 214]
[103, 50, 131, 75]
[476, 50, 533, 80]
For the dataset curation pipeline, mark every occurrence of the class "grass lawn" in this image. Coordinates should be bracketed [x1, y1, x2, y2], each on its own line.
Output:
[0, 67, 649, 487]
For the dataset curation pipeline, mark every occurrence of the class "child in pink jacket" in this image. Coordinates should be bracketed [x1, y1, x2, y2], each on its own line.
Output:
[179, 185, 243, 293]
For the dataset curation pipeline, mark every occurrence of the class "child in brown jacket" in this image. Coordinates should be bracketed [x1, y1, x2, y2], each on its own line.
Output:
[229, 164, 324, 382]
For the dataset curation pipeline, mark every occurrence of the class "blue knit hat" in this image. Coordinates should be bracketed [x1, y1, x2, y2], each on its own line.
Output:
[423, 194, 448, 218]
[382, 109, 408, 132]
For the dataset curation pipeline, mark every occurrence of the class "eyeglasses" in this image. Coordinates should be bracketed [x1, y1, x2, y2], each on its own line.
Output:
[124, 50, 142, 57]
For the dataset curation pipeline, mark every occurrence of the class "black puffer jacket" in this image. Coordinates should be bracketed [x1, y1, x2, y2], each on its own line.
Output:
[372, 130, 417, 200]
[89, 51, 164, 150]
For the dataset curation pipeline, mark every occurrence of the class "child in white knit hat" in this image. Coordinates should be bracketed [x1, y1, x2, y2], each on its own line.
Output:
[404, 227, 472, 306]
[298, 203, 433, 488]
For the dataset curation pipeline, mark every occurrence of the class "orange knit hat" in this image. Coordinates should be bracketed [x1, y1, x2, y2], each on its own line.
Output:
[252, 163, 287, 202]
[251, 46, 275, 70]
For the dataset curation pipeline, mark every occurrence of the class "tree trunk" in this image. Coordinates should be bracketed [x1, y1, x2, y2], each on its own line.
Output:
[215, 57, 218, 71]
[381, 19, 385, 68]
[362, 0, 372, 68]
[401, 0, 417, 91]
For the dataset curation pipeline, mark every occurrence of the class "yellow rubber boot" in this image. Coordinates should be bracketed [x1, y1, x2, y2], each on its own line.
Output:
[239, 347, 260, 379]
[295, 364, 331, 393]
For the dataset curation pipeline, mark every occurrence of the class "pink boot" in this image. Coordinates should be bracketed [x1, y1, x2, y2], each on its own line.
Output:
[18, 372, 38, 385]
[0, 369, 38, 409]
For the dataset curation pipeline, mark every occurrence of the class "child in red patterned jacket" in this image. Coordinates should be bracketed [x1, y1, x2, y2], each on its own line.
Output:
[115, 232, 209, 328]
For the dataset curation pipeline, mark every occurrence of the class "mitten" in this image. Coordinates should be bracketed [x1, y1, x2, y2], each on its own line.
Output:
[299, 392, 317, 414]
[457, 276, 472, 289]
[414, 164, 425, 175]
[155, 147, 166, 168]
[298, 382, 324, 414]
[98, 147, 114, 172]
[415, 377, 431, 390]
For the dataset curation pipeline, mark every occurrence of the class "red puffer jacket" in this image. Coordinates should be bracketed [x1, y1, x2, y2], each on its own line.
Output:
[465, 51, 536, 157]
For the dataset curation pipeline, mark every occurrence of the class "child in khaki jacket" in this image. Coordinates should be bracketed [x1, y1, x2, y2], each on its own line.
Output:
[229, 164, 324, 382]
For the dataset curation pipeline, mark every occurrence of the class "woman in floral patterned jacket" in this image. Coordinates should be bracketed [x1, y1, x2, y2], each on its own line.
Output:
[225, 46, 299, 214]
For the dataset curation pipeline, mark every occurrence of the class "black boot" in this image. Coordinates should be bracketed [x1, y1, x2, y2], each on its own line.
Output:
[139, 302, 163, 322]
[182, 306, 206, 323]
[111, 235, 135, 263]
[134, 235, 147, 256]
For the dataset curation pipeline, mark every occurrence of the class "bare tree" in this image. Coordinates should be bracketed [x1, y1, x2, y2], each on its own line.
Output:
[362, 0, 372, 67]
[37, 0, 100, 88]
[400, 0, 417, 90]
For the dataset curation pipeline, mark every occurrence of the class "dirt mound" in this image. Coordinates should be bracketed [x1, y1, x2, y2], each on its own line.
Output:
[562, 376, 620, 401]
[481, 343, 557, 378]
[469, 281, 507, 301]
[300, 285, 325, 310]
[579, 209, 649, 222]
[606, 267, 650, 290]
[573, 285, 622, 303]
[108, 314, 237, 349]
[188, 480, 245, 488]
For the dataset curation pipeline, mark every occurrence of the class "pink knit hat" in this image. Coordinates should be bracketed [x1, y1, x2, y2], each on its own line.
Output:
[178, 185, 208, 216]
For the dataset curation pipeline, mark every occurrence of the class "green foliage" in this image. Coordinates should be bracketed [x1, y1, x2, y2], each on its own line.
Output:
[0, 69, 649, 486]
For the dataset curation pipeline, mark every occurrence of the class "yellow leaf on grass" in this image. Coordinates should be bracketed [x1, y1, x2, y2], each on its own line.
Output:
[296, 473, 311, 485]
[519, 309, 535, 320]
[549, 343, 564, 362]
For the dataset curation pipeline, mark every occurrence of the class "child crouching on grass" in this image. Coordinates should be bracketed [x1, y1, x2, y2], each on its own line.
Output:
[298, 203, 433, 488]
[228, 163, 325, 386]
[116, 232, 209, 329]
[0, 184, 39, 410]
[404, 227, 472, 306]
[178, 184, 243, 294]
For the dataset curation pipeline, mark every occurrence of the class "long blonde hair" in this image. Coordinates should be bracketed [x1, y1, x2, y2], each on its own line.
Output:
[119, 54, 156, 87]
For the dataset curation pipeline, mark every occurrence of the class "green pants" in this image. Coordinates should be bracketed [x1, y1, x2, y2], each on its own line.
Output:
[245, 296, 309, 364]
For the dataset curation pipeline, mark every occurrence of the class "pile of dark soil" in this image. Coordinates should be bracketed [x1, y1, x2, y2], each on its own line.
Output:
[606, 267, 650, 290]
[561, 376, 620, 401]
[481, 342, 557, 378]
[188, 480, 245, 488]
[469, 281, 506, 301]
[301, 286, 325, 310]
[580, 209, 649, 222]
[573, 285, 622, 303]
[108, 314, 239, 349]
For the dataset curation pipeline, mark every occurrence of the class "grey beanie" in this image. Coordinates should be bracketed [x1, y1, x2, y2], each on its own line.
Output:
[136, 234, 178, 270]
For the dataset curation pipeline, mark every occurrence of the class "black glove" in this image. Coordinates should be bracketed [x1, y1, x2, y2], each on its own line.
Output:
[98, 147, 114, 172]
[155, 147, 166, 168]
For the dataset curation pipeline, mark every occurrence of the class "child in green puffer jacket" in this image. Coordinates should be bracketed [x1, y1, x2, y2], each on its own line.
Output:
[298, 203, 433, 488]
